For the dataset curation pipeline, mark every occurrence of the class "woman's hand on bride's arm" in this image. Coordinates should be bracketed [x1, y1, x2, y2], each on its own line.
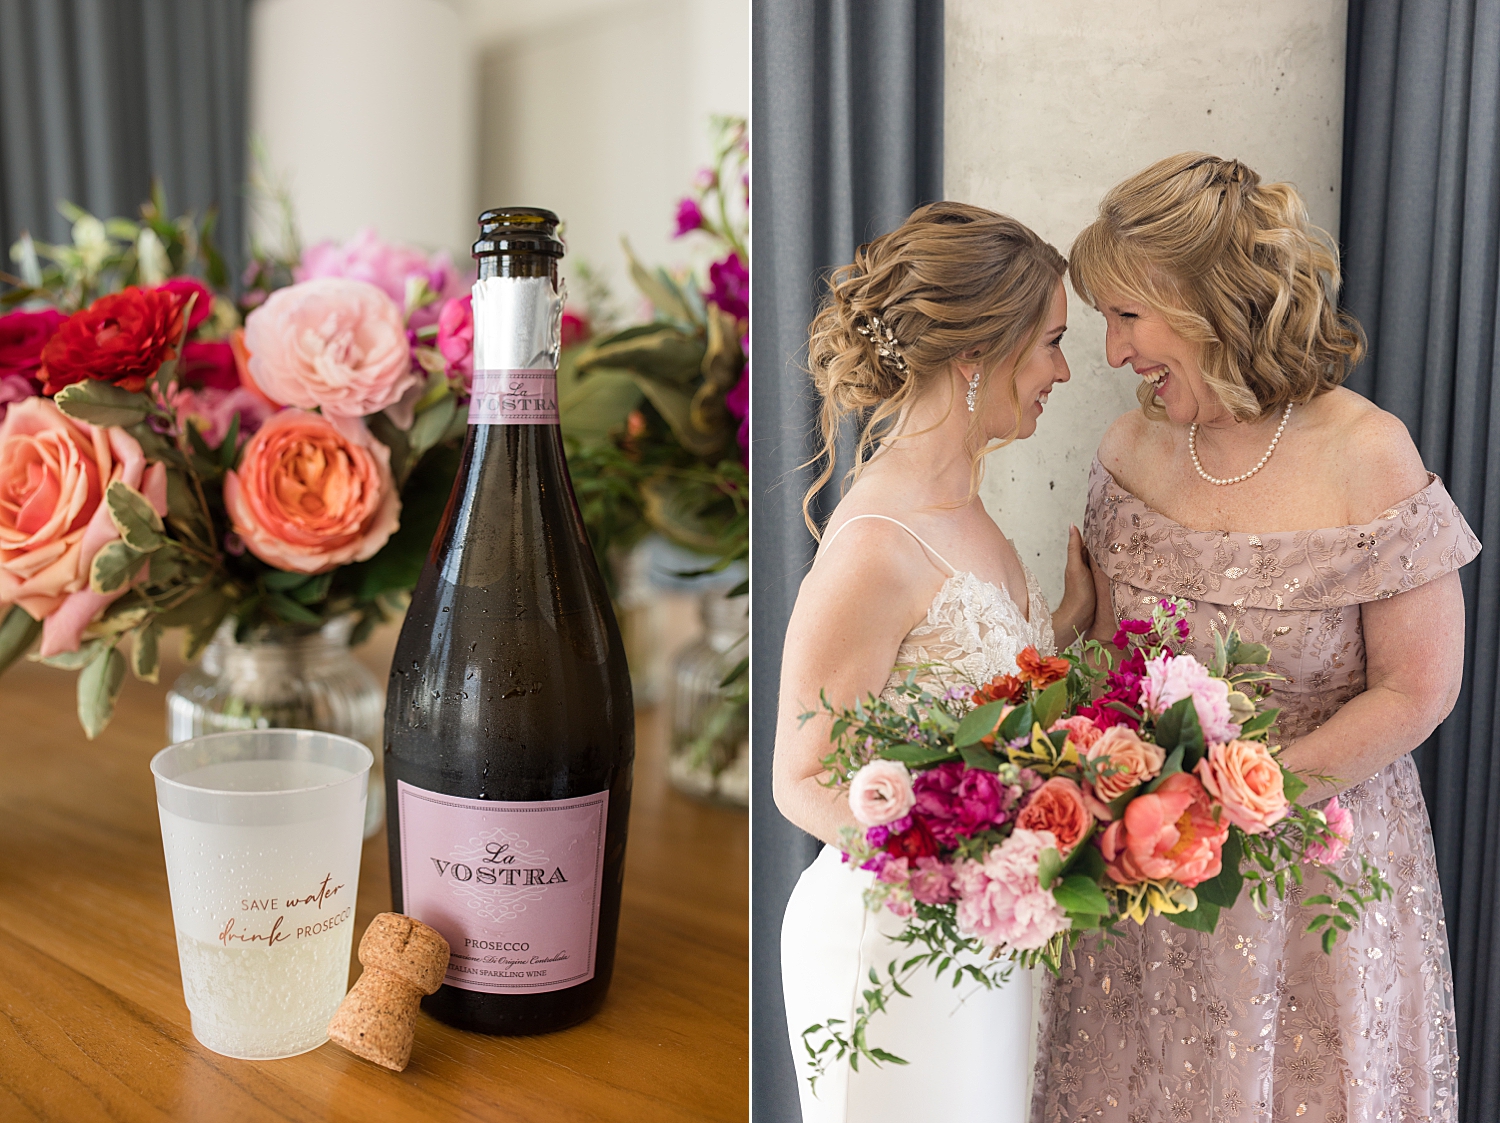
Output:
[1051, 523, 1097, 649]
[772, 524, 934, 848]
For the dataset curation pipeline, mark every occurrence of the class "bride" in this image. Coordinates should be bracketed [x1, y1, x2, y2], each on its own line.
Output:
[774, 201, 1097, 1122]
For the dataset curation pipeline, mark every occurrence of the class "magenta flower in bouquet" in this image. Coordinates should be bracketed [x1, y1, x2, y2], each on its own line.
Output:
[798, 597, 1389, 1086]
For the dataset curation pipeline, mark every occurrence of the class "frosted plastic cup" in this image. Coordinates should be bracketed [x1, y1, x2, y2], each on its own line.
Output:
[151, 729, 372, 1060]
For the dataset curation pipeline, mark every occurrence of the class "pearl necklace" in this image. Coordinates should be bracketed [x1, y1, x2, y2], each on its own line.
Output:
[1188, 402, 1293, 486]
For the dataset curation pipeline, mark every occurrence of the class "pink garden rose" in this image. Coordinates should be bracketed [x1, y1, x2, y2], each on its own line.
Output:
[1015, 777, 1091, 853]
[1099, 772, 1228, 888]
[224, 410, 399, 574]
[849, 759, 916, 826]
[1194, 739, 1289, 835]
[169, 385, 276, 446]
[1305, 796, 1353, 865]
[1050, 714, 1103, 752]
[907, 855, 957, 905]
[1141, 652, 1240, 743]
[244, 278, 420, 425]
[436, 295, 473, 381]
[1081, 724, 1166, 819]
[296, 228, 465, 331]
[954, 828, 1069, 951]
[0, 397, 166, 656]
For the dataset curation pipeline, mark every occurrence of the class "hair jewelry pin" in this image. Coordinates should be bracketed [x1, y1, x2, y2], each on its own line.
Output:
[854, 312, 910, 378]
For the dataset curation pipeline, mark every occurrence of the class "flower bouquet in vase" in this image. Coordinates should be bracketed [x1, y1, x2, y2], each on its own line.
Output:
[799, 597, 1383, 1086]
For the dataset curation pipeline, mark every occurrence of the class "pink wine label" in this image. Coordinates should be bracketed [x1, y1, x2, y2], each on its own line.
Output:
[468, 368, 559, 425]
[397, 781, 608, 994]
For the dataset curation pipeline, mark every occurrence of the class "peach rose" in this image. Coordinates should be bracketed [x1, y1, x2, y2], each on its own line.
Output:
[1195, 739, 1289, 835]
[243, 278, 420, 424]
[1050, 715, 1104, 751]
[0, 397, 166, 656]
[1015, 777, 1091, 853]
[1099, 772, 1228, 888]
[849, 759, 916, 826]
[1081, 725, 1166, 819]
[224, 410, 399, 574]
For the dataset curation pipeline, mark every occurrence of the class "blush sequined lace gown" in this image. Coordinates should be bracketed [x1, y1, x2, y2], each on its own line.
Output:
[1030, 458, 1481, 1123]
[782, 515, 1055, 1122]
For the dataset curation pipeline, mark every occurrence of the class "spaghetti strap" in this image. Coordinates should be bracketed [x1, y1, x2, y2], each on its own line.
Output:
[818, 514, 959, 577]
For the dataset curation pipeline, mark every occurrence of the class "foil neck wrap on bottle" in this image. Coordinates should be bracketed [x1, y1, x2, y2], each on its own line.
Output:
[469, 275, 565, 425]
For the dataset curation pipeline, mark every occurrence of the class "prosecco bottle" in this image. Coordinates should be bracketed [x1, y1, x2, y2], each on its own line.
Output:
[384, 207, 634, 1035]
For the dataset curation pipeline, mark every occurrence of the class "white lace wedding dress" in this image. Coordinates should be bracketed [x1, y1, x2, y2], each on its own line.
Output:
[781, 515, 1057, 1122]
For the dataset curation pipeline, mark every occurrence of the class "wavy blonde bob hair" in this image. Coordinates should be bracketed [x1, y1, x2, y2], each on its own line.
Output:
[803, 201, 1066, 535]
[1069, 153, 1364, 421]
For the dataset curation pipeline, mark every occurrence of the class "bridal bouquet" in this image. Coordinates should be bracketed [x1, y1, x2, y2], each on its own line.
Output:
[0, 190, 473, 736]
[800, 597, 1389, 1084]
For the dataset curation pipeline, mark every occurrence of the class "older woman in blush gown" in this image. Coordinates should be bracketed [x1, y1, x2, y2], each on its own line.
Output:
[1031, 154, 1480, 1123]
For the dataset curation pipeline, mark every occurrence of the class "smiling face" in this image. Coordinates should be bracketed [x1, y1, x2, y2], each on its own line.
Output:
[975, 280, 1070, 441]
[1097, 295, 1232, 427]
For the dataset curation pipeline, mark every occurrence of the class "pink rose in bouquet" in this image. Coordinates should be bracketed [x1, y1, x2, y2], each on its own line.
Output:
[436, 295, 473, 381]
[1015, 777, 1091, 854]
[169, 385, 275, 446]
[954, 828, 1070, 950]
[296, 228, 464, 330]
[1080, 724, 1166, 819]
[224, 410, 400, 574]
[1195, 739, 1289, 834]
[1099, 772, 1228, 888]
[1141, 652, 1240, 742]
[155, 277, 214, 330]
[849, 759, 916, 826]
[1050, 714, 1103, 751]
[0, 397, 166, 655]
[244, 278, 420, 425]
[907, 856, 957, 905]
[1305, 796, 1353, 865]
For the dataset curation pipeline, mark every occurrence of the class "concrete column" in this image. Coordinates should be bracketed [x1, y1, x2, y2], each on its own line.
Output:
[944, 1, 1347, 602]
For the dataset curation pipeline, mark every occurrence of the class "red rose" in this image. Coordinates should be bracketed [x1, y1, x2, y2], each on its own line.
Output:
[885, 815, 940, 860]
[0, 308, 68, 380]
[155, 277, 214, 330]
[41, 287, 186, 395]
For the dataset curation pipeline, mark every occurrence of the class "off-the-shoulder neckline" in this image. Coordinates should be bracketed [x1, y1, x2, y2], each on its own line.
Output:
[1089, 455, 1443, 539]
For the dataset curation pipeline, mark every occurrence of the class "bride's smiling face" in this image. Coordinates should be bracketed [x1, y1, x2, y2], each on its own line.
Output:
[1098, 295, 1231, 426]
[975, 280, 1070, 442]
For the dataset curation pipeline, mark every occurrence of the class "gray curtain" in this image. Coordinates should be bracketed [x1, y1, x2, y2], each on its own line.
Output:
[1340, 2, 1500, 1119]
[0, 0, 248, 279]
[749, 2, 944, 1117]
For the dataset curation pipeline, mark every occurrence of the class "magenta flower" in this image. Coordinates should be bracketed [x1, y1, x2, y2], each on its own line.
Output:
[707, 252, 748, 321]
[1305, 796, 1353, 865]
[725, 368, 748, 460]
[673, 197, 704, 238]
[437, 295, 474, 381]
[296, 228, 466, 330]
[912, 762, 1021, 847]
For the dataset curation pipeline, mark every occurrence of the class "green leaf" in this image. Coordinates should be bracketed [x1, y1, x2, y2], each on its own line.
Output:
[90, 541, 146, 594]
[881, 743, 956, 767]
[1152, 696, 1191, 751]
[958, 744, 1002, 772]
[1032, 679, 1069, 730]
[105, 480, 165, 551]
[1232, 642, 1272, 665]
[1281, 768, 1308, 804]
[218, 409, 242, 469]
[1052, 874, 1112, 915]
[131, 621, 161, 683]
[1211, 628, 1229, 678]
[1072, 844, 1107, 883]
[263, 569, 311, 592]
[621, 240, 698, 325]
[290, 573, 332, 605]
[77, 643, 126, 740]
[54, 381, 149, 427]
[997, 702, 1034, 743]
[407, 394, 457, 458]
[147, 548, 183, 586]
[33, 639, 105, 669]
[955, 701, 1005, 747]
[1037, 846, 1063, 891]
[0, 605, 43, 677]
[1195, 829, 1244, 908]
[266, 592, 322, 626]
[575, 323, 706, 386]
[1322, 927, 1338, 954]
[165, 469, 201, 526]
[1167, 899, 1221, 933]
[1143, 745, 1185, 793]
[1237, 709, 1278, 738]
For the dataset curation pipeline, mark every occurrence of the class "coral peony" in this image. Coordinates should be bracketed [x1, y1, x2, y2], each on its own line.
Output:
[244, 278, 420, 424]
[1305, 796, 1353, 865]
[1017, 646, 1070, 688]
[912, 761, 1021, 846]
[954, 828, 1069, 950]
[1099, 772, 1228, 888]
[1140, 652, 1240, 743]
[224, 410, 399, 574]
[295, 228, 465, 330]
[1015, 777, 1091, 853]
[436, 295, 473, 380]
[1081, 725, 1166, 819]
[849, 759, 916, 826]
[1195, 739, 1289, 835]
[0, 397, 166, 655]
[40, 286, 185, 394]
[0, 308, 67, 384]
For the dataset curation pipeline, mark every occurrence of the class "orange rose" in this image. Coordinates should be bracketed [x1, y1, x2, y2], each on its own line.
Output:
[1015, 777, 1091, 854]
[1195, 739, 1289, 835]
[224, 410, 399, 574]
[1081, 725, 1166, 819]
[1099, 772, 1228, 888]
[0, 397, 166, 655]
[1017, 646, 1069, 688]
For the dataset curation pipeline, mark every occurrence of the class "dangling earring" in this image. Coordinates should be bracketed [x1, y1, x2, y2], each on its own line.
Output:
[965, 369, 981, 413]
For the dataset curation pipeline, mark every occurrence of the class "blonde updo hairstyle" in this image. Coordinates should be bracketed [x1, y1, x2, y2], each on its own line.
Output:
[803, 201, 1066, 535]
[1069, 153, 1365, 421]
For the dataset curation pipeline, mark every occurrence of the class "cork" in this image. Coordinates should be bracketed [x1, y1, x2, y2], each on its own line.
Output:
[326, 913, 450, 1072]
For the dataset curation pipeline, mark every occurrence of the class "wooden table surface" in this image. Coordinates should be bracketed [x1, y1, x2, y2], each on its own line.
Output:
[0, 629, 747, 1122]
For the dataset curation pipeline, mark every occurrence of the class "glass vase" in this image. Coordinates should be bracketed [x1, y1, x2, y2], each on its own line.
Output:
[165, 616, 386, 839]
[666, 591, 748, 806]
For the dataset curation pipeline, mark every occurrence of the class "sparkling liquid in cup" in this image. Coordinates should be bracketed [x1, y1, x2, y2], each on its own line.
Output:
[153, 735, 370, 1060]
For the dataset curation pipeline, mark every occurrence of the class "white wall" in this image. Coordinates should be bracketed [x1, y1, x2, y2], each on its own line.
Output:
[248, 0, 476, 258]
[945, 0, 1348, 603]
[476, 0, 750, 305]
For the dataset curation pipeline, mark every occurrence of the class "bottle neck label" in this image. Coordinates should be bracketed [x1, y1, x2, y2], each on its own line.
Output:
[468, 368, 559, 425]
